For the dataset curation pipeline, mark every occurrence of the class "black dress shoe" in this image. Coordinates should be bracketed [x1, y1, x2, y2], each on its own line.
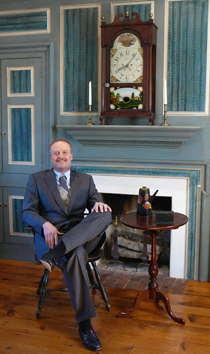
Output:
[40, 252, 57, 272]
[79, 328, 101, 351]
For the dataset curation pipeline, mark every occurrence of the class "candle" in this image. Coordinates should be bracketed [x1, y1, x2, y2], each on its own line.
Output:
[89, 81, 92, 106]
[164, 79, 167, 105]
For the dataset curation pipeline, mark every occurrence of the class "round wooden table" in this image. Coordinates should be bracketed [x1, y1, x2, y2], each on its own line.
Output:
[117, 211, 188, 325]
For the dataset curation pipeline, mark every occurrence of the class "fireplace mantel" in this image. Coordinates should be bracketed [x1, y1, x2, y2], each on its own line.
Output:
[56, 125, 202, 148]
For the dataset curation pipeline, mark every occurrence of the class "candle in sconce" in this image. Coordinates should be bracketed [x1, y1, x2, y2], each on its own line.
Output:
[164, 79, 167, 105]
[89, 81, 92, 106]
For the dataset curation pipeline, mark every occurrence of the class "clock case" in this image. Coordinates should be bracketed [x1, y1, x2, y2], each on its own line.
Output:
[100, 12, 157, 125]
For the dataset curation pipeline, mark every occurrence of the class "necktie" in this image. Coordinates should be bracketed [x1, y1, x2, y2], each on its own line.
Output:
[59, 175, 70, 214]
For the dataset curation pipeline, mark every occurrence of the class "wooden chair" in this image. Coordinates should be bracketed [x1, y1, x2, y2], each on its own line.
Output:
[36, 247, 111, 319]
[27, 228, 111, 318]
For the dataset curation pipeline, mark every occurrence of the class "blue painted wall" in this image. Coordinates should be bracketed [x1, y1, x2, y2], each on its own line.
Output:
[0, 0, 207, 164]
[0, 0, 209, 279]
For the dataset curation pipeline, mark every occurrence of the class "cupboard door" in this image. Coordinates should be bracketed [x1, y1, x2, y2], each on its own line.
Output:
[0, 188, 3, 243]
[1, 57, 43, 174]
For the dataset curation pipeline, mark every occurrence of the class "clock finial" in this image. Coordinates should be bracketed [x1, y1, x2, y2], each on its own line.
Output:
[101, 13, 105, 22]
[149, 12, 153, 19]
[125, 9, 129, 17]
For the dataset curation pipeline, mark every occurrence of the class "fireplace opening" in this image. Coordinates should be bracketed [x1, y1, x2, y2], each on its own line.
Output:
[100, 193, 172, 273]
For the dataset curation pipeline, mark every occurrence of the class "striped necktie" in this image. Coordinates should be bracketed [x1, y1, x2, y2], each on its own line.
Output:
[59, 175, 70, 214]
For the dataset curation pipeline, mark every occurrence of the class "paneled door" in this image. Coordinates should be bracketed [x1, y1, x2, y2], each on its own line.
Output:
[1, 57, 43, 174]
[0, 188, 3, 243]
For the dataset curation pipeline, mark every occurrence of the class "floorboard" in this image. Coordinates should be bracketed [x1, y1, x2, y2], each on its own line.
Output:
[0, 259, 210, 354]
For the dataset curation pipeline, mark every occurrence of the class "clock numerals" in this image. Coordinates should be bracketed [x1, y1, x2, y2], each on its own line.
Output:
[111, 51, 143, 83]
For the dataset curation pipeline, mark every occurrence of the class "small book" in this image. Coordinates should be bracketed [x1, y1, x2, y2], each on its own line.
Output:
[155, 211, 174, 224]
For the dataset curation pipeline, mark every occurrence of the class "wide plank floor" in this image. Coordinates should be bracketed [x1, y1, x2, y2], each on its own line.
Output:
[0, 258, 210, 354]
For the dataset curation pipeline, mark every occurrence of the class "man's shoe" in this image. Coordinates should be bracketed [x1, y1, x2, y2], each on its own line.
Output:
[79, 328, 101, 351]
[40, 252, 57, 272]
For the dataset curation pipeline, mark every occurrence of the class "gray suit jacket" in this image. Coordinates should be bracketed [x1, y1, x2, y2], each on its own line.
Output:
[22, 169, 103, 258]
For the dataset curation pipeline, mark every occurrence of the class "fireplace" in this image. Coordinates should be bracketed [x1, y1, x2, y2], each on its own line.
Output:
[92, 173, 188, 278]
[72, 163, 201, 279]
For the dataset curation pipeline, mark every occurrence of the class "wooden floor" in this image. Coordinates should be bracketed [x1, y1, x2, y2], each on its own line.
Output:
[0, 259, 210, 354]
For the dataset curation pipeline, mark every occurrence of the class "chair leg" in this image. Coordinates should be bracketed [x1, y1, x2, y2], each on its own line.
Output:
[87, 262, 97, 288]
[36, 268, 49, 319]
[91, 261, 111, 312]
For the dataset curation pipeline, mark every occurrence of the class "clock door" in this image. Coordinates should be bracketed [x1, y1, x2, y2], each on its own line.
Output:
[108, 32, 144, 112]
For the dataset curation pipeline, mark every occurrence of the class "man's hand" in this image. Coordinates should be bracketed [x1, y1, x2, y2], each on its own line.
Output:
[42, 221, 64, 249]
[91, 202, 112, 213]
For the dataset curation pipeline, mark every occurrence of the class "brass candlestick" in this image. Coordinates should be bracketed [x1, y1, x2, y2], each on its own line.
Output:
[161, 104, 171, 126]
[86, 105, 95, 125]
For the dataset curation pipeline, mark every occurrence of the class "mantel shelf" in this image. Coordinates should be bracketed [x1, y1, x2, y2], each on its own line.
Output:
[56, 125, 202, 148]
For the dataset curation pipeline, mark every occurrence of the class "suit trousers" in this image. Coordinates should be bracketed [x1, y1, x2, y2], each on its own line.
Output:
[57, 210, 111, 323]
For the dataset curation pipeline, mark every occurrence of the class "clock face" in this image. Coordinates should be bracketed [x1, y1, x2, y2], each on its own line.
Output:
[110, 33, 143, 83]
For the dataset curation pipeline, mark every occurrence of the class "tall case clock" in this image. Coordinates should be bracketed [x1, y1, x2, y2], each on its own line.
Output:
[99, 12, 157, 125]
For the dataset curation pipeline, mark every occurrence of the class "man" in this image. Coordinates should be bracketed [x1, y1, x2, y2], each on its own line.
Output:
[22, 139, 112, 351]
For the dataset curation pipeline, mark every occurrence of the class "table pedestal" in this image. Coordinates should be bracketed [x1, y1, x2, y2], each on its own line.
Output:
[117, 230, 185, 325]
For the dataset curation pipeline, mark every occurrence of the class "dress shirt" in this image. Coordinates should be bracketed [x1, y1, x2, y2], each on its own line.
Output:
[53, 169, 71, 191]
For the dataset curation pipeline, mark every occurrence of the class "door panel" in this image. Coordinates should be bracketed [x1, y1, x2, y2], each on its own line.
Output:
[1, 58, 43, 173]
[3, 187, 33, 245]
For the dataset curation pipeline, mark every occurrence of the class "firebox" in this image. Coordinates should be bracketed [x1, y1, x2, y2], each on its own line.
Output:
[100, 193, 172, 273]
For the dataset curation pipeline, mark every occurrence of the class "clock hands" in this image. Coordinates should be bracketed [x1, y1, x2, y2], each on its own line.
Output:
[123, 52, 137, 69]
[115, 52, 137, 74]
[114, 64, 126, 74]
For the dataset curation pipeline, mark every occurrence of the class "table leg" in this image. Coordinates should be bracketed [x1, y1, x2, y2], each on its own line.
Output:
[117, 289, 149, 318]
[148, 233, 159, 298]
[149, 232, 185, 325]
[117, 230, 185, 325]
[156, 290, 185, 325]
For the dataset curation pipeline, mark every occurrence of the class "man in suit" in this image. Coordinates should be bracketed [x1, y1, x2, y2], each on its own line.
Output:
[22, 139, 112, 352]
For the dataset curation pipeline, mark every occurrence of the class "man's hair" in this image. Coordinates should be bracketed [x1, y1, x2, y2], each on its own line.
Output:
[49, 139, 72, 153]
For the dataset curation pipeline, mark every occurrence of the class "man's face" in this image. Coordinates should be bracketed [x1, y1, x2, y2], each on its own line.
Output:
[50, 141, 73, 173]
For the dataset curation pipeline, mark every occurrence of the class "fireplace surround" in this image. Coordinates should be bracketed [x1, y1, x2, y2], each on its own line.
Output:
[72, 163, 202, 280]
